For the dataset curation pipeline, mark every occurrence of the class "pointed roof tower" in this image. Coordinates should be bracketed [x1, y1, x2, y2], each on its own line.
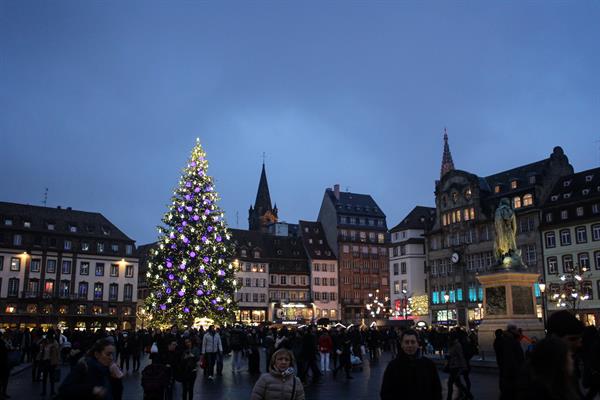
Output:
[440, 128, 455, 178]
[249, 162, 278, 231]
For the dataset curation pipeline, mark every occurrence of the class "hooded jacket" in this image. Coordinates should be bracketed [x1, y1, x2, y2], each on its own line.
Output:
[250, 366, 305, 400]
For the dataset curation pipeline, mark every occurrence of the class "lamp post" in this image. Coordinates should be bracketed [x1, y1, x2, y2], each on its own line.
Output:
[477, 302, 483, 321]
[539, 282, 547, 331]
[444, 293, 450, 326]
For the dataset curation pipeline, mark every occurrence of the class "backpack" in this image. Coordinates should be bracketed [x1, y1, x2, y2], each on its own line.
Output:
[141, 364, 169, 394]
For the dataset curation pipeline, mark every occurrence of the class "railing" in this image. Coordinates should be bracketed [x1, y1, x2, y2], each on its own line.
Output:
[22, 291, 41, 298]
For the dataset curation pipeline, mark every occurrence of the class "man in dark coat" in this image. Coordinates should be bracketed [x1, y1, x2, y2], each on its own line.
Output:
[380, 329, 442, 400]
[499, 325, 525, 400]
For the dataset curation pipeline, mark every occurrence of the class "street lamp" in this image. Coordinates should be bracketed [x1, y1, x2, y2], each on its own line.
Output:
[539, 282, 547, 330]
[477, 303, 483, 320]
[444, 293, 450, 326]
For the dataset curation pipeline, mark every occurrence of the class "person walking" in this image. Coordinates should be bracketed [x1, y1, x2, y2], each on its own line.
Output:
[499, 325, 525, 400]
[229, 326, 246, 373]
[56, 338, 115, 400]
[201, 325, 222, 379]
[446, 331, 473, 400]
[332, 333, 353, 380]
[180, 337, 200, 400]
[380, 329, 442, 400]
[247, 329, 261, 375]
[141, 350, 170, 400]
[250, 348, 305, 400]
[39, 330, 60, 397]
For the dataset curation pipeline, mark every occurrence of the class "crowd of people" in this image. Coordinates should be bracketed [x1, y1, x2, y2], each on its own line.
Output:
[0, 312, 598, 400]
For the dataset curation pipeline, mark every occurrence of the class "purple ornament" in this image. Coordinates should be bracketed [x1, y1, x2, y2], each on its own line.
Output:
[169, 232, 175, 239]
[198, 170, 204, 176]
[166, 288, 172, 294]
[183, 307, 190, 313]
[184, 194, 191, 201]
[177, 227, 183, 233]
[189, 251, 196, 258]
[201, 236, 207, 243]
[186, 206, 193, 212]
[191, 161, 197, 167]
[203, 256, 209, 263]
[216, 235, 222, 242]
[160, 304, 166, 311]
[168, 274, 174, 280]
[178, 207, 183, 212]
[170, 244, 177, 250]
[199, 266, 205, 273]
[207, 226, 213, 232]
[185, 181, 192, 188]
[178, 290, 185, 297]
[217, 269, 225, 276]
[194, 187, 201, 193]
[166, 261, 173, 268]
[182, 221, 187, 227]
[217, 306, 224, 311]
[193, 215, 200, 221]
[197, 289, 204, 296]
[204, 209, 210, 215]
[206, 186, 212, 192]
[182, 237, 189, 244]
[179, 263, 186, 270]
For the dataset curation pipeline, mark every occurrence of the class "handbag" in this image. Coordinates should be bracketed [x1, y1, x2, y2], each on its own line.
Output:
[199, 354, 207, 369]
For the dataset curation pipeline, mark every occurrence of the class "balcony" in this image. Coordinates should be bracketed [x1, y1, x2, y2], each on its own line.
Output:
[22, 291, 41, 299]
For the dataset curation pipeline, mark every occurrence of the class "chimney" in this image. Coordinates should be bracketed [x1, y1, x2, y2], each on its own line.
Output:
[67, 207, 72, 210]
[333, 184, 340, 200]
[57, 206, 62, 209]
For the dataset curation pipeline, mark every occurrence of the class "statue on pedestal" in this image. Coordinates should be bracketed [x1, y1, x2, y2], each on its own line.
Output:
[494, 198, 525, 269]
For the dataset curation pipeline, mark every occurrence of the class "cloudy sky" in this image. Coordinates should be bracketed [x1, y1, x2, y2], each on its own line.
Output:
[1, 1, 599, 244]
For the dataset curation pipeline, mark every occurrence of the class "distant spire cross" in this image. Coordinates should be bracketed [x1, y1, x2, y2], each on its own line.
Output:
[262, 152, 266, 165]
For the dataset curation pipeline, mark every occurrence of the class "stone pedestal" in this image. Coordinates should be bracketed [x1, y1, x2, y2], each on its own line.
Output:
[477, 272, 544, 355]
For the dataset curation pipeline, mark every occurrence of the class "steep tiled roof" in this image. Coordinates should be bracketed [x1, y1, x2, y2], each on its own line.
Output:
[0, 201, 133, 241]
[544, 167, 600, 206]
[326, 189, 386, 217]
[298, 220, 336, 260]
[390, 206, 435, 232]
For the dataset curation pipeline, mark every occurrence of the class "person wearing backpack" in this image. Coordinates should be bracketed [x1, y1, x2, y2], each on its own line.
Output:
[141, 351, 170, 400]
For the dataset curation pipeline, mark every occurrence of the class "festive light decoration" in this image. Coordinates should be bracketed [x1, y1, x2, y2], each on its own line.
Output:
[144, 139, 237, 325]
[366, 289, 390, 318]
[551, 263, 592, 311]
[409, 294, 429, 316]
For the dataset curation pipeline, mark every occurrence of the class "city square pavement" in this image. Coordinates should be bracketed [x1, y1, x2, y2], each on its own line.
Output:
[8, 350, 499, 400]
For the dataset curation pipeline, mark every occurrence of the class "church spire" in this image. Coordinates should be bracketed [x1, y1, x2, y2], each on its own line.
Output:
[249, 161, 278, 231]
[440, 127, 455, 178]
[255, 162, 273, 212]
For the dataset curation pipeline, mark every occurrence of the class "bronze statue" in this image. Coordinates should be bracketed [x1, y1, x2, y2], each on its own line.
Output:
[494, 198, 524, 268]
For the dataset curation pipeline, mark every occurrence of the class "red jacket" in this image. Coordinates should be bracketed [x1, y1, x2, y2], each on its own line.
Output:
[318, 335, 333, 353]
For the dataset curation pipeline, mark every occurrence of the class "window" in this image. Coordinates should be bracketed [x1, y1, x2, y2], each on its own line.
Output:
[561, 210, 568, 220]
[545, 213, 553, 223]
[280, 276, 286, 285]
[110, 264, 119, 277]
[80, 262, 89, 275]
[111, 244, 119, 252]
[95, 263, 105, 276]
[523, 245, 537, 264]
[4, 218, 13, 226]
[393, 263, 399, 275]
[109, 283, 118, 301]
[30, 259, 41, 273]
[245, 278, 251, 287]
[94, 283, 104, 300]
[60, 280, 70, 297]
[401, 262, 407, 274]
[8, 278, 19, 297]
[97, 243, 104, 253]
[593, 224, 600, 241]
[123, 283, 133, 301]
[314, 277, 321, 286]
[562, 255, 574, 273]
[260, 293, 266, 303]
[511, 180, 518, 189]
[13, 234, 22, 246]
[564, 180, 572, 187]
[578, 253, 590, 270]
[576, 227, 588, 244]
[46, 259, 56, 273]
[125, 244, 133, 255]
[63, 240, 72, 251]
[513, 197, 522, 209]
[576, 207, 584, 217]
[523, 194, 533, 206]
[560, 229, 572, 246]
[544, 232, 556, 248]
[593, 204, 600, 214]
[44, 280, 54, 295]
[78, 282, 89, 299]
[62, 260, 72, 275]
[47, 223, 55, 230]
[0, 255, 3, 271]
[125, 265, 134, 278]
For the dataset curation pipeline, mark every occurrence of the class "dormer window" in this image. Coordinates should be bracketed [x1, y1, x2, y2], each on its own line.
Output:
[47, 223, 55, 230]
[101, 226, 110, 236]
[583, 189, 590, 196]
[4, 218, 13, 226]
[254, 251, 260, 258]
[452, 192, 458, 204]
[513, 196, 522, 209]
[551, 195, 559, 201]
[241, 249, 247, 257]
[529, 175, 536, 184]
[564, 193, 571, 199]
[563, 180, 572, 187]
[69, 225, 77, 233]
[465, 188, 472, 200]
[23, 221, 31, 228]
[494, 185, 501, 194]
[304, 227, 309, 233]
[510, 180, 518, 190]
[308, 239, 313, 244]
[586, 175, 594, 182]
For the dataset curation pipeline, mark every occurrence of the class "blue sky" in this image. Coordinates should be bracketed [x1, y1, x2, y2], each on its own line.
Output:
[1, 1, 599, 244]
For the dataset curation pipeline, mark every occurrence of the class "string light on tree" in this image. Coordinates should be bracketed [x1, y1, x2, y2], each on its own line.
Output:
[144, 139, 237, 325]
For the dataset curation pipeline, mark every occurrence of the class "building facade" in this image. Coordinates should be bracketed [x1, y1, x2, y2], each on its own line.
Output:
[540, 167, 600, 326]
[318, 184, 389, 322]
[230, 229, 270, 323]
[299, 220, 340, 321]
[389, 206, 434, 321]
[0, 202, 138, 330]
[426, 135, 573, 326]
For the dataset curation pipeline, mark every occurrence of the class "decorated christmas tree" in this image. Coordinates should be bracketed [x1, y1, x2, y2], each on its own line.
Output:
[145, 139, 237, 325]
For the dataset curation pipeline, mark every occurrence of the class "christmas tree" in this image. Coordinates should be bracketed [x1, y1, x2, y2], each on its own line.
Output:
[145, 139, 237, 326]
